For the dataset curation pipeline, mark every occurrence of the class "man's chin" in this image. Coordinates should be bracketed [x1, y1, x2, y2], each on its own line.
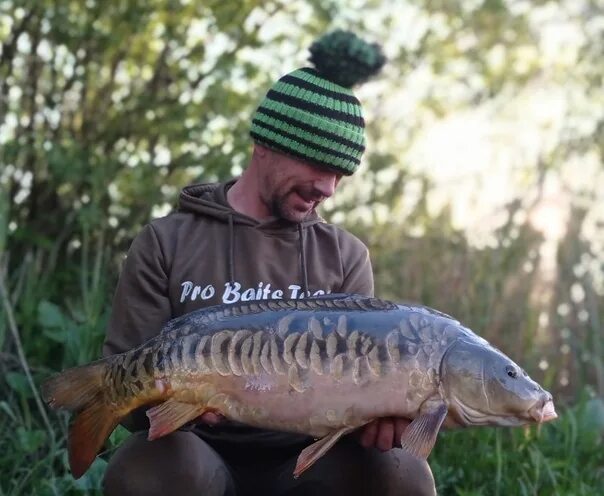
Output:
[283, 207, 315, 223]
[285, 212, 312, 223]
[271, 194, 316, 222]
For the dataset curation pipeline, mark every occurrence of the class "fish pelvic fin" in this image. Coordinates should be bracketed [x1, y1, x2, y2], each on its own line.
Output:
[400, 399, 448, 459]
[146, 399, 207, 440]
[294, 425, 360, 478]
[41, 359, 119, 479]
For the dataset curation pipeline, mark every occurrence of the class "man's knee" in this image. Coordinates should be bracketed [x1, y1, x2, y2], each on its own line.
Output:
[102, 431, 235, 496]
[374, 449, 437, 496]
[288, 439, 436, 496]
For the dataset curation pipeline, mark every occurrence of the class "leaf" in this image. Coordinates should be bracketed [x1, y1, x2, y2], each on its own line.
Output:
[580, 398, 604, 434]
[37, 301, 65, 329]
[42, 327, 70, 344]
[17, 427, 46, 453]
[73, 457, 108, 490]
[0, 318, 5, 350]
[6, 372, 32, 397]
[108, 424, 132, 447]
[0, 400, 17, 422]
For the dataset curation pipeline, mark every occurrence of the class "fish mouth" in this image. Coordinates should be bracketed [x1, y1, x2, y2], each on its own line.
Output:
[529, 398, 558, 423]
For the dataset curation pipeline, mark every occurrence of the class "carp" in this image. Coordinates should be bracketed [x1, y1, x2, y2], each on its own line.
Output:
[41, 294, 557, 479]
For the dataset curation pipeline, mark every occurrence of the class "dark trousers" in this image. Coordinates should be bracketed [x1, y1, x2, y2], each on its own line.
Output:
[103, 431, 436, 496]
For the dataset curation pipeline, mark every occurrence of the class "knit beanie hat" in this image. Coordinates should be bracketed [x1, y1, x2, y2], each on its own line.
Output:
[250, 30, 386, 175]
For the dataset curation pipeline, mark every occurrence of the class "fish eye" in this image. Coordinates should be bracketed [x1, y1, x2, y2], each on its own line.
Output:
[505, 365, 517, 379]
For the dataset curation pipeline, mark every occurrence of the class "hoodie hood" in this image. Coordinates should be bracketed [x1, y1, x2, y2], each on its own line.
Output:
[178, 180, 325, 292]
[179, 180, 323, 233]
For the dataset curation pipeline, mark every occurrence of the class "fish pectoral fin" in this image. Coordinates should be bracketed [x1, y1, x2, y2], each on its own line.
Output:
[146, 399, 206, 441]
[294, 426, 357, 478]
[400, 400, 448, 459]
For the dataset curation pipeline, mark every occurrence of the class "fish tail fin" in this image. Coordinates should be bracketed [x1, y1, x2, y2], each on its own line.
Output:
[42, 359, 120, 479]
[68, 399, 119, 478]
[41, 359, 108, 411]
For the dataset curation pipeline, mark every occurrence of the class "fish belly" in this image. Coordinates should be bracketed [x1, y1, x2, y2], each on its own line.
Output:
[170, 367, 417, 438]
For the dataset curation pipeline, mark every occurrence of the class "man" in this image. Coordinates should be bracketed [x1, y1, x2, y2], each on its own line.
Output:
[102, 30, 436, 495]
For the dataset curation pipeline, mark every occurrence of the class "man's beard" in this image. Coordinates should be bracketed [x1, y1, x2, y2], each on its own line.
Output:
[269, 188, 315, 222]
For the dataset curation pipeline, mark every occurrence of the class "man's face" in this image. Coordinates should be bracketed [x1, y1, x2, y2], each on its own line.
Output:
[258, 148, 344, 223]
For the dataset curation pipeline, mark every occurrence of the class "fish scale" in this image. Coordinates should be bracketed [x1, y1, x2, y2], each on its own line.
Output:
[152, 318, 398, 390]
[108, 303, 481, 413]
[41, 293, 557, 480]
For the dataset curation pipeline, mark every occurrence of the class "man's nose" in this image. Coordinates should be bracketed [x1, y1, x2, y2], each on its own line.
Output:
[313, 174, 339, 198]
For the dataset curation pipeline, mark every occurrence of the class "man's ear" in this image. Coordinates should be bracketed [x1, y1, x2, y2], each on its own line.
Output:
[254, 143, 269, 158]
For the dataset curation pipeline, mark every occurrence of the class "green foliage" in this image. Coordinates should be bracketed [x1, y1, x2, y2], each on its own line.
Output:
[1, 0, 603, 493]
[432, 396, 604, 495]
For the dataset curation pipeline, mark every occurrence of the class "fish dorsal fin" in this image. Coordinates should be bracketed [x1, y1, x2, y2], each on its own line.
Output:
[160, 294, 398, 335]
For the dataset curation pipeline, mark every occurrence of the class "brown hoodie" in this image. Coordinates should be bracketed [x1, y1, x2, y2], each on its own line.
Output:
[103, 180, 374, 446]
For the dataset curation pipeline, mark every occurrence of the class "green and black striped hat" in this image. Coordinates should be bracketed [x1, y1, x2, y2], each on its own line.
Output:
[250, 30, 386, 175]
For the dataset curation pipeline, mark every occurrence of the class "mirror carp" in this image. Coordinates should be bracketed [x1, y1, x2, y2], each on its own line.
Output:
[41, 294, 557, 479]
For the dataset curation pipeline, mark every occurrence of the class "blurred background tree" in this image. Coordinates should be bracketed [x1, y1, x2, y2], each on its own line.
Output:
[1, 0, 602, 493]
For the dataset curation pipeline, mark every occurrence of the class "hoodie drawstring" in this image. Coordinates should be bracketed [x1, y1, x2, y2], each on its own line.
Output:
[228, 212, 308, 296]
[298, 224, 310, 297]
[228, 213, 235, 283]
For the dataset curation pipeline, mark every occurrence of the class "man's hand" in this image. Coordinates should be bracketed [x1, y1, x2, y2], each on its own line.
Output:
[357, 417, 411, 452]
[194, 412, 225, 426]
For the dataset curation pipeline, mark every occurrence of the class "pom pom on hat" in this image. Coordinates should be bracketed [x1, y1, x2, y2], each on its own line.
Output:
[309, 29, 386, 88]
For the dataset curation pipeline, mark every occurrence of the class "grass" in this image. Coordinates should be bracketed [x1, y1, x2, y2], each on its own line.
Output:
[431, 393, 604, 495]
[0, 389, 128, 495]
[0, 232, 116, 495]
